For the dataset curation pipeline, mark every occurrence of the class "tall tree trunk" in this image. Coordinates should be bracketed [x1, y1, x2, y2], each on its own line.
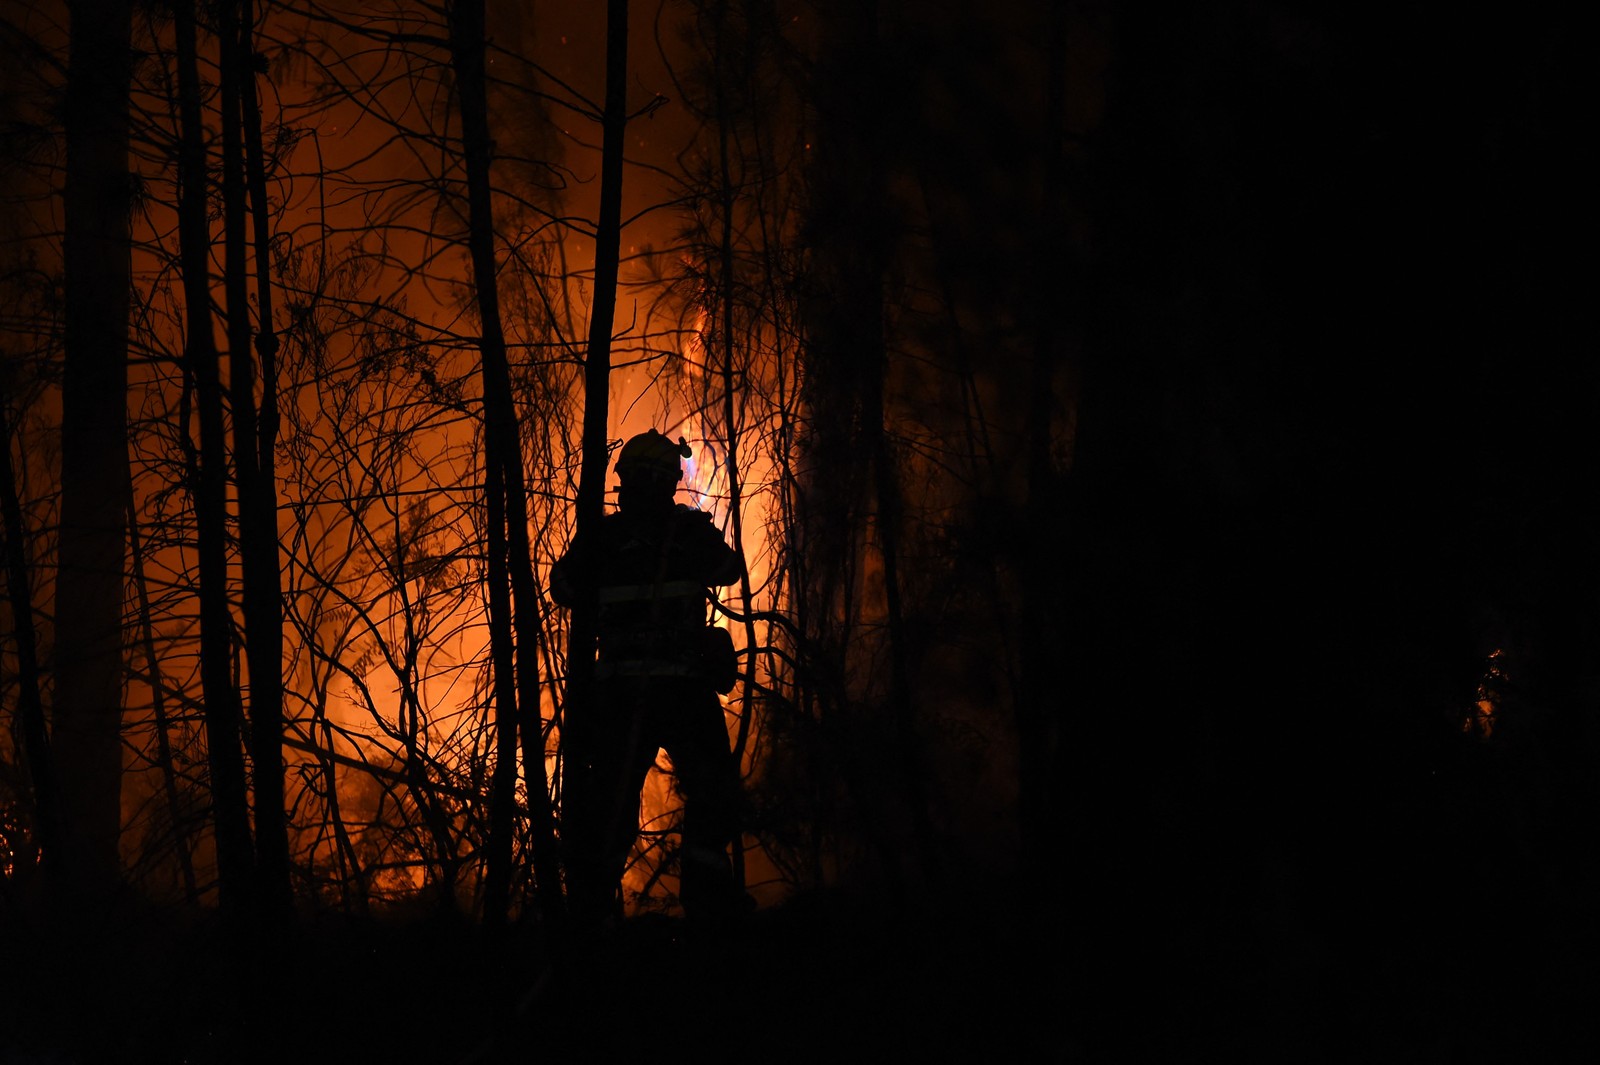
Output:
[561, 0, 630, 924]
[0, 400, 55, 889]
[1016, 0, 1070, 898]
[53, 0, 135, 903]
[449, 0, 564, 928]
[478, 439, 520, 924]
[220, 0, 290, 923]
[862, 331, 942, 884]
[707, 0, 761, 893]
[175, 0, 256, 918]
[127, 499, 199, 902]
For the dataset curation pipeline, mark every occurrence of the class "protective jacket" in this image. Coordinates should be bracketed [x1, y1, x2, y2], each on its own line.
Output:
[551, 504, 741, 687]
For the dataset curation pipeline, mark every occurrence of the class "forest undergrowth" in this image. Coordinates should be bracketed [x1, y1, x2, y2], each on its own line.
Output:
[7, 874, 1594, 1064]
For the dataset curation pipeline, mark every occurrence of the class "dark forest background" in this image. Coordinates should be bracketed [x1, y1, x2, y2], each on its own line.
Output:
[0, 0, 1592, 1061]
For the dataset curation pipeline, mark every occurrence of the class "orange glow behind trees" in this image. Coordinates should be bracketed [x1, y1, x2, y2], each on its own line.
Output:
[1, 0, 823, 918]
[2, 0, 1106, 928]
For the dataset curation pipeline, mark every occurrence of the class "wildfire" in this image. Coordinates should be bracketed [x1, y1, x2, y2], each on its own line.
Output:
[1465, 648, 1506, 739]
[4, 0, 800, 920]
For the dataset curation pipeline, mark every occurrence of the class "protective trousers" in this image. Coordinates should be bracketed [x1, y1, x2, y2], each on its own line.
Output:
[566, 676, 741, 930]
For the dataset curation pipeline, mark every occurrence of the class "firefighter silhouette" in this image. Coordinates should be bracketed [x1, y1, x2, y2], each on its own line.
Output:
[551, 429, 745, 930]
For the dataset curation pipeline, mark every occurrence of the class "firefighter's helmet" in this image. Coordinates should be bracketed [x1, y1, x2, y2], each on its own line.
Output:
[615, 430, 690, 481]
